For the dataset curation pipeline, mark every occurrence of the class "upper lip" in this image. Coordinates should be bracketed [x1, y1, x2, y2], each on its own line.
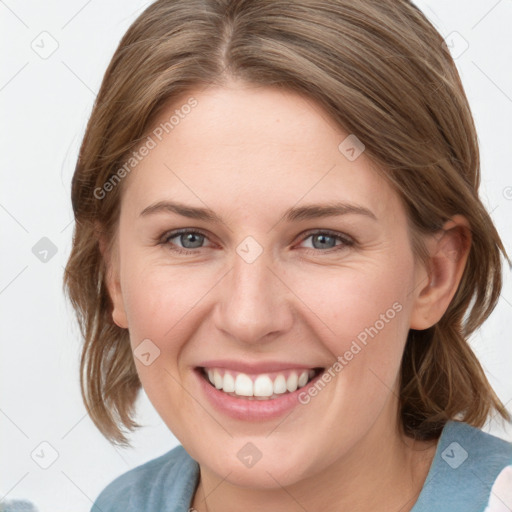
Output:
[196, 359, 324, 374]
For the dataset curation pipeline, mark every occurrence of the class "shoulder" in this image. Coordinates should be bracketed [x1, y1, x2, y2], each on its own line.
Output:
[443, 421, 512, 474]
[414, 421, 512, 512]
[91, 444, 199, 512]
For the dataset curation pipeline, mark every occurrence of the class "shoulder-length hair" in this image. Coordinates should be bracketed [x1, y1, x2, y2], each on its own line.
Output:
[64, 0, 510, 446]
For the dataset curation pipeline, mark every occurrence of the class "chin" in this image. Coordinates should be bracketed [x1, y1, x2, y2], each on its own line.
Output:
[198, 440, 320, 490]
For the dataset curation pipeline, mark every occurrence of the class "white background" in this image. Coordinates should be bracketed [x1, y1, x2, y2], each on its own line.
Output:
[1, 1, 511, 510]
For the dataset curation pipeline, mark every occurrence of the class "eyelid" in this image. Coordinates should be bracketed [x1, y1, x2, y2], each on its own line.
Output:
[297, 228, 354, 245]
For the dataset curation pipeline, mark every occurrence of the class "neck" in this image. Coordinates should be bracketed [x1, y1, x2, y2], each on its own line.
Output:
[191, 405, 438, 512]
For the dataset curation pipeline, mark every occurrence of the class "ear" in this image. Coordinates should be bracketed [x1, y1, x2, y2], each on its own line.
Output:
[97, 224, 128, 329]
[410, 215, 471, 330]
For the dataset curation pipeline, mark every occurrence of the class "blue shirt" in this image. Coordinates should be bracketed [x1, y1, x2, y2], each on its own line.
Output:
[91, 421, 512, 511]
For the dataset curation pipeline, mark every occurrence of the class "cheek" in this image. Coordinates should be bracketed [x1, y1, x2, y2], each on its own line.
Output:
[121, 242, 414, 364]
[290, 250, 414, 397]
[296, 257, 411, 343]
[119, 260, 213, 420]
[121, 255, 216, 343]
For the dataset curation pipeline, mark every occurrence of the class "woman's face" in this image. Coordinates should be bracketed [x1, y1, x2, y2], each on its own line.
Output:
[107, 82, 429, 488]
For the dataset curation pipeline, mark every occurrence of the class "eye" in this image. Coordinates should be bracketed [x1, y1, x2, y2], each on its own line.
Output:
[297, 230, 354, 253]
[160, 228, 213, 254]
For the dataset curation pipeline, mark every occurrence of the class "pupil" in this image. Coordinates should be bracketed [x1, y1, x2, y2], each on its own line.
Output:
[182, 233, 203, 249]
[313, 234, 334, 249]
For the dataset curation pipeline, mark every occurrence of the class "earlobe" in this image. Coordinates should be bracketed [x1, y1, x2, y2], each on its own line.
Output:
[111, 303, 128, 329]
[410, 215, 471, 330]
[97, 227, 129, 329]
[105, 257, 129, 330]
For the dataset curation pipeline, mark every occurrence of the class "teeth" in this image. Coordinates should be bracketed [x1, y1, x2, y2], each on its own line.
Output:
[213, 369, 223, 389]
[235, 373, 253, 396]
[254, 375, 274, 397]
[286, 373, 298, 392]
[273, 374, 287, 394]
[298, 371, 309, 388]
[223, 372, 235, 392]
[204, 368, 318, 399]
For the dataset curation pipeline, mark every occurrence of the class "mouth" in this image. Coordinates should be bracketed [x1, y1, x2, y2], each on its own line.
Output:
[197, 366, 325, 400]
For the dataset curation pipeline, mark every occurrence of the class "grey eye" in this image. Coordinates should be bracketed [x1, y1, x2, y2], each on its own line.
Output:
[309, 233, 338, 250]
[176, 232, 205, 249]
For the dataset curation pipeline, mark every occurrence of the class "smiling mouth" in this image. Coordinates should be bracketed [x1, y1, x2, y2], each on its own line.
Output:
[198, 367, 324, 400]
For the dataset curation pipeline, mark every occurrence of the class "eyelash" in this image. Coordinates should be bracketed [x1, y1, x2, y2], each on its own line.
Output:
[158, 228, 355, 255]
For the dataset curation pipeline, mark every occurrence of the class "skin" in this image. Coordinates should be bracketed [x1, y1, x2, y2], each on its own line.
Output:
[103, 80, 471, 511]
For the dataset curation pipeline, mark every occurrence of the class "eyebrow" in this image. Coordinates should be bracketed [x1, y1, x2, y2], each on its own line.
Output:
[139, 200, 377, 223]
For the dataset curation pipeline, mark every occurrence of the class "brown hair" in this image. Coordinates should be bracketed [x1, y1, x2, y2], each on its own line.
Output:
[63, 0, 510, 446]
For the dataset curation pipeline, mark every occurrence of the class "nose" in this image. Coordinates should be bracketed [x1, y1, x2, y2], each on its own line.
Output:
[213, 245, 294, 346]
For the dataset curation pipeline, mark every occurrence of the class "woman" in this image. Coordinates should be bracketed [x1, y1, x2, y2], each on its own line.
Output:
[64, 0, 512, 510]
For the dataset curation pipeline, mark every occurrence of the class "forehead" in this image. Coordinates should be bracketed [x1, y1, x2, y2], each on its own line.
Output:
[120, 83, 403, 225]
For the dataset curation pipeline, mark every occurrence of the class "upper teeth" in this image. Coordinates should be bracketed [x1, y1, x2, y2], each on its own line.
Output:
[205, 368, 316, 398]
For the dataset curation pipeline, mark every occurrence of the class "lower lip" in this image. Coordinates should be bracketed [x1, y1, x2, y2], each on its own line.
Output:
[195, 368, 323, 421]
